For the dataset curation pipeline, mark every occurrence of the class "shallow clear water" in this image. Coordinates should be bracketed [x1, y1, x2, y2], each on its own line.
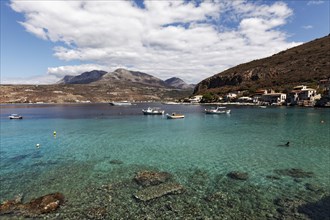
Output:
[1, 103, 329, 218]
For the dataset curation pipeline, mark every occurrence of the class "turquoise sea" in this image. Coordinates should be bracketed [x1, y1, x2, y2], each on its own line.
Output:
[0, 103, 329, 219]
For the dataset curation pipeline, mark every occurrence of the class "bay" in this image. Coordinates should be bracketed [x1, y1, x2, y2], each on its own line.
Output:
[1, 103, 329, 219]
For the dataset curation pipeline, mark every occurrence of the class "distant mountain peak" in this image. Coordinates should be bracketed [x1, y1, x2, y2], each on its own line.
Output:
[165, 77, 194, 89]
[57, 70, 107, 84]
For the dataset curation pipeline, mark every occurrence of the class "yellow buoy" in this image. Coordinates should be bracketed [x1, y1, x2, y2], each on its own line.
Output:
[36, 144, 40, 148]
[53, 131, 57, 136]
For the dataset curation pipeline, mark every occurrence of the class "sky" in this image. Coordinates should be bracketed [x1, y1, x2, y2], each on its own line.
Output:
[1, 0, 329, 85]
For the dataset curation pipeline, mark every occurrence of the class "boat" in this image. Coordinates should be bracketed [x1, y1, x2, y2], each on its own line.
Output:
[109, 101, 132, 106]
[166, 113, 185, 119]
[9, 114, 23, 119]
[259, 106, 267, 108]
[205, 107, 231, 114]
[142, 107, 165, 115]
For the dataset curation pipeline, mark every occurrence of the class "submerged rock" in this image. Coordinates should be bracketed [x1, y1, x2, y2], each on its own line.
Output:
[266, 175, 281, 180]
[0, 192, 64, 217]
[274, 168, 314, 178]
[25, 192, 64, 214]
[134, 182, 184, 202]
[109, 160, 123, 165]
[227, 171, 249, 180]
[134, 170, 172, 186]
[305, 183, 323, 192]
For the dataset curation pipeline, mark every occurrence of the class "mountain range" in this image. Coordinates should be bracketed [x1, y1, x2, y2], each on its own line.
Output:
[194, 35, 330, 95]
[58, 68, 194, 89]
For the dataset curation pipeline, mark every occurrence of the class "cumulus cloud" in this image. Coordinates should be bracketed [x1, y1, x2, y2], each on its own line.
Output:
[9, 0, 301, 84]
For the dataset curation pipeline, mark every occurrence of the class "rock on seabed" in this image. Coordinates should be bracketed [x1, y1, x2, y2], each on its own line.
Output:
[134, 182, 184, 202]
[0, 192, 64, 217]
[227, 171, 249, 180]
[134, 170, 172, 186]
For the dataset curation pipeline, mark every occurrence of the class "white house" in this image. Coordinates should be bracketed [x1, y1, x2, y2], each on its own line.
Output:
[189, 95, 203, 103]
[226, 93, 237, 100]
[287, 85, 320, 105]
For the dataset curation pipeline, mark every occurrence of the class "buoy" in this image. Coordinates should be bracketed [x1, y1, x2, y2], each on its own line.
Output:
[36, 144, 40, 148]
[53, 131, 57, 136]
[321, 120, 324, 123]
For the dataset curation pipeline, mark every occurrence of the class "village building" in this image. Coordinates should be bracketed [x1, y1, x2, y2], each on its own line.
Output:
[238, 96, 253, 103]
[188, 95, 203, 103]
[287, 85, 320, 106]
[225, 93, 237, 101]
[261, 93, 286, 105]
[319, 79, 330, 97]
[253, 89, 268, 103]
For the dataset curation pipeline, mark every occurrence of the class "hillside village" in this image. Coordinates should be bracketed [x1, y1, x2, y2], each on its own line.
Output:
[186, 79, 330, 107]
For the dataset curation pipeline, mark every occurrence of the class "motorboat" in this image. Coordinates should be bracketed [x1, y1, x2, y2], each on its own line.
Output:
[205, 107, 231, 114]
[109, 101, 132, 106]
[166, 113, 185, 119]
[142, 107, 165, 115]
[9, 114, 23, 119]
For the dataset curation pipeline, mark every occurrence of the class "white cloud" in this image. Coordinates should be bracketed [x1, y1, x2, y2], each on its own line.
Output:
[302, 25, 313, 29]
[9, 0, 301, 84]
[307, 1, 325, 5]
[47, 64, 109, 77]
[1, 74, 59, 85]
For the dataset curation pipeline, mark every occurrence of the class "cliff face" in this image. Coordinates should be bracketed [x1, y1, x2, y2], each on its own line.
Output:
[194, 35, 330, 94]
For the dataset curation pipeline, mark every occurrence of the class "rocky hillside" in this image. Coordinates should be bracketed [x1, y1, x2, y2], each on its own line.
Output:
[165, 77, 194, 89]
[194, 35, 330, 95]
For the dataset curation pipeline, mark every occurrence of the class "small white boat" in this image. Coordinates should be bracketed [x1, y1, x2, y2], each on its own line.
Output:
[205, 107, 231, 114]
[109, 101, 132, 106]
[9, 114, 23, 119]
[259, 106, 267, 108]
[142, 107, 165, 115]
[166, 113, 185, 119]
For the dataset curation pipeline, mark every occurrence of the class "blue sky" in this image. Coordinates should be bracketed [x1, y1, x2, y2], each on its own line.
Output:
[1, 0, 329, 84]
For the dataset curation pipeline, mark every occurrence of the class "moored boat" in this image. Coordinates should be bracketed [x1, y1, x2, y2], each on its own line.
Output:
[9, 114, 23, 119]
[205, 107, 231, 114]
[142, 107, 165, 115]
[166, 113, 185, 119]
[109, 101, 132, 106]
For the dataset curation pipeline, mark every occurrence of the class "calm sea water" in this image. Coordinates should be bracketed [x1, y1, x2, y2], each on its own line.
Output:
[1, 103, 329, 218]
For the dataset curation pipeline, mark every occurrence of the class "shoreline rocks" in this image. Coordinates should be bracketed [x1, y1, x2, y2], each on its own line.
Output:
[0, 192, 64, 217]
